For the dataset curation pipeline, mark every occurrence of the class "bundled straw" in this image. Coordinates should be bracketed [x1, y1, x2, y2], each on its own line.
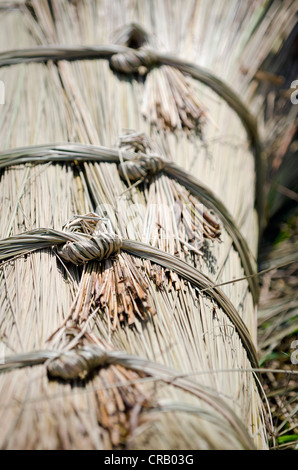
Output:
[0, 0, 296, 451]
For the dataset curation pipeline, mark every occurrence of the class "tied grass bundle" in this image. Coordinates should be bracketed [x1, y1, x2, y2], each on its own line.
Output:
[1, 0, 295, 450]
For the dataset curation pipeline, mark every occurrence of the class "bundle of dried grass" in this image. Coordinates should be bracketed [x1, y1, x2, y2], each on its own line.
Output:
[0, 0, 296, 450]
[111, 23, 207, 132]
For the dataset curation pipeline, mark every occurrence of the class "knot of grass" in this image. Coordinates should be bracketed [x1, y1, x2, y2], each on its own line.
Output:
[109, 48, 155, 75]
[47, 346, 110, 380]
[57, 213, 122, 265]
[118, 153, 166, 183]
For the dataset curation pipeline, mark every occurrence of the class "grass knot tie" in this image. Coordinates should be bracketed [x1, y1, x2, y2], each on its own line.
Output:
[57, 231, 122, 265]
[57, 213, 122, 265]
[109, 48, 155, 75]
[47, 346, 110, 380]
[119, 154, 166, 182]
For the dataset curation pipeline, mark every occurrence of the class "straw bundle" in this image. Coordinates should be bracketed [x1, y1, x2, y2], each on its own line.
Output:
[0, 0, 296, 450]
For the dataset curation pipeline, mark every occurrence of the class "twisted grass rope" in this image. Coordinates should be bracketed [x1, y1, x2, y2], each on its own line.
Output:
[0, 43, 264, 226]
[0, 45, 259, 150]
[0, 345, 256, 449]
[0, 227, 122, 265]
[0, 143, 259, 302]
[0, 221, 260, 379]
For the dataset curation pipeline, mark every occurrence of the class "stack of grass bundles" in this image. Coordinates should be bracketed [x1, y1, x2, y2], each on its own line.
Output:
[0, 0, 296, 450]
